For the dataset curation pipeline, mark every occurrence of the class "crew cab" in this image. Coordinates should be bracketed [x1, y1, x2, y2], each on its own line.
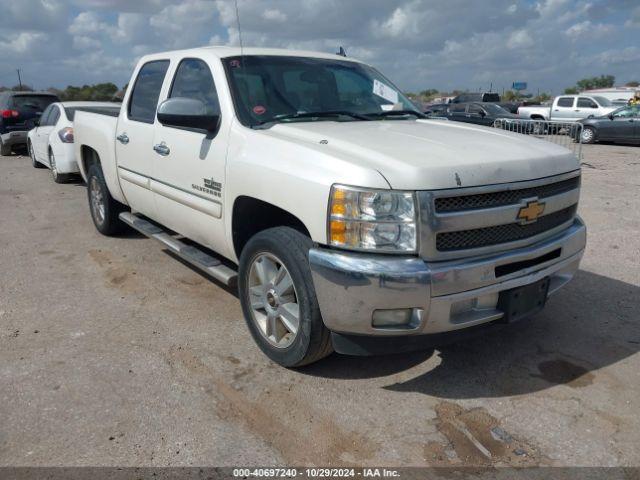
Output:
[74, 47, 586, 367]
[518, 95, 617, 121]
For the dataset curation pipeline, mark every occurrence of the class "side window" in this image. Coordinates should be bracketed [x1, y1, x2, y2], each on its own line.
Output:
[577, 98, 597, 108]
[39, 105, 53, 125]
[169, 58, 220, 115]
[128, 60, 170, 123]
[557, 97, 574, 108]
[48, 106, 60, 126]
[449, 104, 466, 113]
[468, 104, 483, 114]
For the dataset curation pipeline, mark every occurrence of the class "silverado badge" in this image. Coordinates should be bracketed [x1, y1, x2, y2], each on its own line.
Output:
[517, 200, 545, 224]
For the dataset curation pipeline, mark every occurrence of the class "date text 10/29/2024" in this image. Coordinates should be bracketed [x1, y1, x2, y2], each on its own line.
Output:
[232, 468, 401, 478]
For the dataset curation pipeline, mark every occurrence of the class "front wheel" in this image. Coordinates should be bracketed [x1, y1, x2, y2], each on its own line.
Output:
[581, 126, 596, 144]
[238, 227, 333, 367]
[86, 163, 127, 235]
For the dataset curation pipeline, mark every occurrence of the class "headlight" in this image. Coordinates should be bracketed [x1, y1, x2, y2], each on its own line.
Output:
[328, 185, 418, 253]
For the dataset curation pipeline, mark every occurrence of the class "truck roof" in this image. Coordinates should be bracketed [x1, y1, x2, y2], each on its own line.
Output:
[139, 46, 363, 63]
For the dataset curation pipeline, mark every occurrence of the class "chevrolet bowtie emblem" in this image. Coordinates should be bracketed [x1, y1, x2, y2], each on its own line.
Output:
[517, 200, 545, 223]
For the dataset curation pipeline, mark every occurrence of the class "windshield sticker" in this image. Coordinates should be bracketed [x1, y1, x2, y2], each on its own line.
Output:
[253, 105, 266, 115]
[373, 79, 398, 104]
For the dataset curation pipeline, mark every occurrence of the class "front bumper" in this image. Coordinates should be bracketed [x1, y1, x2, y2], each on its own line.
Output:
[1, 130, 27, 146]
[309, 217, 586, 342]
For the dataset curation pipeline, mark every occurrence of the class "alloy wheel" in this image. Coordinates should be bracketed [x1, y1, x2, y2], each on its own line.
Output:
[581, 128, 594, 143]
[89, 177, 106, 225]
[247, 252, 300, 349]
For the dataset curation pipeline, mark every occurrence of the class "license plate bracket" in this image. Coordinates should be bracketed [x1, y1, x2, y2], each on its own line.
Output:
[497, 277, 550, 323]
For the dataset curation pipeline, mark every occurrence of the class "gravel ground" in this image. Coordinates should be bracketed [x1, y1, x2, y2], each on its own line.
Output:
[0, 143, 639, 468]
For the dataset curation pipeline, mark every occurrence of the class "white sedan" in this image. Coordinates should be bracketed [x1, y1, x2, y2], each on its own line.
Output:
[28, 101, 120, 183]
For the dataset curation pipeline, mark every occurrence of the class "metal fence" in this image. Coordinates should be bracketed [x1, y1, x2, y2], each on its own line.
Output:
[493, 118, 583, 159]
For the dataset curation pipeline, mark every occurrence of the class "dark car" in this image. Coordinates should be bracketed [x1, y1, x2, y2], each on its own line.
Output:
[424, 103, 450, 117]
[577, 105, 639, 144]
[450, 92, 519, 113]
[442, 102, 522, 127]
[0, 91, 59, 155]
[452, 92, 501, 103]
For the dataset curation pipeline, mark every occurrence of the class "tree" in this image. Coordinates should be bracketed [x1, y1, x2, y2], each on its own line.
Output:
[564, 87, 579, 94]
[625, 81, 639, 87]
[575, 75, 615, 91]
[59, 82, 119, 101]
[502, 90, 519, 101]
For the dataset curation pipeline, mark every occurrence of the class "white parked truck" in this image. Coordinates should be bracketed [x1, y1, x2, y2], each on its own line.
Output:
[518, 94, 617, 121]
[74, 47, 586, 367]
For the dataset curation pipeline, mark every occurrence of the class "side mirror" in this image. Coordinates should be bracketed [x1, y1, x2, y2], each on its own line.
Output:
[157, 98, 220, 132]
[478, 110, 486, 117]
[607, 113, 614, 120]
[33, 119, 40, 127]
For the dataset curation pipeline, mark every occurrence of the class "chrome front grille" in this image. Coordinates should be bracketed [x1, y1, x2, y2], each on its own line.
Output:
[436, 205, 577, 251]
[418, 171, 581, 261]
[434, 176, 580, 213]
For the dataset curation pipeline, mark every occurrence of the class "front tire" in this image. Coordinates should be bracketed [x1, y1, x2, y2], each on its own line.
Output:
[581, 126, 596, 144]
[238, 227, 333, 367]
[86, 163, 127, 235]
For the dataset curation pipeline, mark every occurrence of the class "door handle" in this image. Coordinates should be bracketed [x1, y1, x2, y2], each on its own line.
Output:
[153, 143, 170, 156]
[116, 133, 129, 144]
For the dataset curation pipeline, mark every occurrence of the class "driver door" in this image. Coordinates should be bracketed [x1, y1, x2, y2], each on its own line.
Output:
[151, 57, 230, 252]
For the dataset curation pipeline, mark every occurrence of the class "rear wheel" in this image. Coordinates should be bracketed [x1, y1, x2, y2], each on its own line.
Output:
[87, 163, 127, 235]
[238, 227, 333, 367]
[0, 139, 10, 156]
[49, 149, 70, 183]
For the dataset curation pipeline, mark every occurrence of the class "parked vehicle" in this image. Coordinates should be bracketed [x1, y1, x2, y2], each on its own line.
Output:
[424, 103, 449, 117]
[450, 92, 519, 113]
[74, 47, 586, 367]
[452, 92, 500, 103]
[0, 91, 59, 155]
[27, 102, 120, 183]
[440, 102, 526, 128]
[576, 105, 640, 144]
[518, 95, 617, 121]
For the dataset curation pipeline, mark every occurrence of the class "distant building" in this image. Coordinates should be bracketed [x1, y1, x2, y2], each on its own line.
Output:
[582, 87, 637, 104]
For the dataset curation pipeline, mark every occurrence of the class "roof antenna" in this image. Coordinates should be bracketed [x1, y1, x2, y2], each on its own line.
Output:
[337, 46, 347, 57]
[234, 0, 244, 59]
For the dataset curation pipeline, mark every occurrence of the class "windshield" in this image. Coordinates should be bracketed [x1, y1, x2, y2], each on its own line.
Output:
[10, 95, 58, 111]
[223, 55, 419, 127]
[481, 103, 509, 115]
[593, 96, 612, 106]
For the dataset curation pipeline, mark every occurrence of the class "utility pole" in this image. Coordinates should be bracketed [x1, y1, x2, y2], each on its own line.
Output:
[16, 69, 23, 91]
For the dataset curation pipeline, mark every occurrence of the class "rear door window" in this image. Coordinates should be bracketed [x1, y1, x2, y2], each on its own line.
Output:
[557, 97, 574, 108]
[39, 105, 54, 125]
[47, 106, 60, 126]
[128, 60, 170, 123]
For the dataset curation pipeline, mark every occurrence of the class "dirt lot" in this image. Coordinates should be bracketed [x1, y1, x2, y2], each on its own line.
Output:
[0, 143, 639, 468]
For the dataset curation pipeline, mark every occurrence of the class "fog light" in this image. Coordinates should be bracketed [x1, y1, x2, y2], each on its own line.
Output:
[372, 308, 413, 328]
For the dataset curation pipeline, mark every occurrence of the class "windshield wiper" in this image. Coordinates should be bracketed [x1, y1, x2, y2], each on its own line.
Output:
[253, 110, 372, 128]
[365, 110, 427, 119]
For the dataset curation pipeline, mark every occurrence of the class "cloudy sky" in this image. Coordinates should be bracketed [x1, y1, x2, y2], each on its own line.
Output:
[1, 0, 638, 94]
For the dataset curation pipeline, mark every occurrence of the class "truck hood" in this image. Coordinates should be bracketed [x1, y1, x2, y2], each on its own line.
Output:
[266, 119, 579, 190]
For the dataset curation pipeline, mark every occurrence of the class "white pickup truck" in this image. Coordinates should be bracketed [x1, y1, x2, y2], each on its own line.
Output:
[518, 94, 617, 121]
[74, 47, 586, 367]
